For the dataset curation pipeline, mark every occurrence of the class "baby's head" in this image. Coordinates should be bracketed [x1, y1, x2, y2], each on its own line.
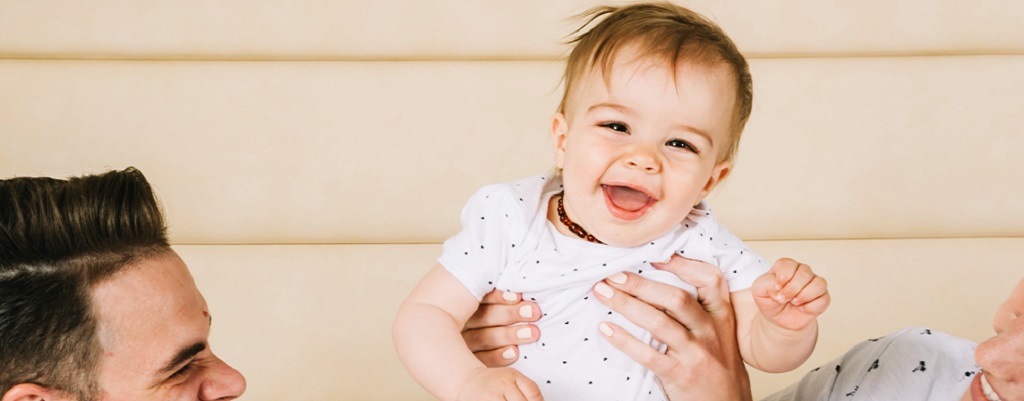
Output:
[549, 2, 752, 247]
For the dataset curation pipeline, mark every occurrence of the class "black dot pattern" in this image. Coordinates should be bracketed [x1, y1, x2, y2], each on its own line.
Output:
[436, 175, 772, 400]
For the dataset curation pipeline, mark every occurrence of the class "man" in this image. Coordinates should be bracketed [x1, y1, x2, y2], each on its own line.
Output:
[0, 168, 245, 401]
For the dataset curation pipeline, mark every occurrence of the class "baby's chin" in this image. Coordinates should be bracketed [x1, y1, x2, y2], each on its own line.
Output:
[594, 229, 666, 248]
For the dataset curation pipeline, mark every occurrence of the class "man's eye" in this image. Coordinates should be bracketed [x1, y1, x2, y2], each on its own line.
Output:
[600, 122, 628, 133]
[169, 364, 195, 380]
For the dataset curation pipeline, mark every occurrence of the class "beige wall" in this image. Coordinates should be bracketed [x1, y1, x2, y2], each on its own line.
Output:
[2, 1, 1022, 399]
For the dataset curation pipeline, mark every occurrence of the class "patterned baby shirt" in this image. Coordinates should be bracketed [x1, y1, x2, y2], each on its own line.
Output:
[440, 174, 770, 401]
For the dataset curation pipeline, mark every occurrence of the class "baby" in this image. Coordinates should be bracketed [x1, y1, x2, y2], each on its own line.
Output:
[393, 3, 830, 400]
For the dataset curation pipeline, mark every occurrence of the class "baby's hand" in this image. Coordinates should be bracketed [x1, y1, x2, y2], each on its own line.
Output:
[751, 258, 830, 331]
[456, 367, 544, 401]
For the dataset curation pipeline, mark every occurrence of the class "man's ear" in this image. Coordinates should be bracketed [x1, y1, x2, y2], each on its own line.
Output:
[696, 160, 732, 205]
[2, 383, 67, 401]
[550, 112, 569, 169]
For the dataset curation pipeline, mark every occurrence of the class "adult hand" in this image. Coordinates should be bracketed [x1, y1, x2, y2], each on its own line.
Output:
[462, 289, 540, 367]
[593, 256, 753, 401]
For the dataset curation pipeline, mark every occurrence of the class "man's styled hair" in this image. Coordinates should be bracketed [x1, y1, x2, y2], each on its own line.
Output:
[560, 1, 754, 162]
[0, 167, 171, 400]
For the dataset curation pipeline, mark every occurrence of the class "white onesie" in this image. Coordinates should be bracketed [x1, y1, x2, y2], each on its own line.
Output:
[440, 174, 769, 401]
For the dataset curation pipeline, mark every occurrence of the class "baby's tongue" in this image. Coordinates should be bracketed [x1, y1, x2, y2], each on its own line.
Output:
[606, 185, 650, 212]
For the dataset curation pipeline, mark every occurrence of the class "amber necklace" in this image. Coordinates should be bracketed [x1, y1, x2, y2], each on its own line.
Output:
[555, 192, 604, 244]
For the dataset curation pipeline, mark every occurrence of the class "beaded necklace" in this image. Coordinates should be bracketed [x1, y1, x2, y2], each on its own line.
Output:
[555, 192, 604, 244]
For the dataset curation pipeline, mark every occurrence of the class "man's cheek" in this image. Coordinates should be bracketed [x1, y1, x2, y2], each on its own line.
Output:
[977, 328, 1024, 380]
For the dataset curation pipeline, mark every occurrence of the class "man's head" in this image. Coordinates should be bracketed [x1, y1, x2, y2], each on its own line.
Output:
[974, 278, 1024, 400]
[0, 168, 244, 401]
[559, 1, 752, 162]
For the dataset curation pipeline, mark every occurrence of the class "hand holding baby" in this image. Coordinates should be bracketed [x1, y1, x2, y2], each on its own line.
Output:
[751, 258, 830, 331]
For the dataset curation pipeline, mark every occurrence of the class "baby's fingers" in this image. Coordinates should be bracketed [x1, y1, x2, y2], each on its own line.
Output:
[751, 271, 777, 300]
[791, 275, 829, 307]
[792, 280, 830, 322]
[774, 261, 817, 303]
[769, 258, 801, 290]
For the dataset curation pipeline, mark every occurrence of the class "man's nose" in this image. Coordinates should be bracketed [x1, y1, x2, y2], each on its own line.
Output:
[199, 356, 247, 401]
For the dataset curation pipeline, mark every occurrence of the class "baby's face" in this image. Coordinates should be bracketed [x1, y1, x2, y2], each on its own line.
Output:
[551, 46, 736, 247]
[975, 278, 1024, 400]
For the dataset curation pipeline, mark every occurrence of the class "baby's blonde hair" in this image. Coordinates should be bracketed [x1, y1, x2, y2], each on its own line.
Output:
[560, 2, 753, 162]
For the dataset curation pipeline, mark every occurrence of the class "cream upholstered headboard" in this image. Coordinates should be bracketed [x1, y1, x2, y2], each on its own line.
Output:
[2, 1, 1022, 399]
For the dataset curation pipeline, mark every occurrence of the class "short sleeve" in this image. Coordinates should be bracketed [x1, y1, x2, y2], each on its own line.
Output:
[438, 185, 520, 300]
[698, 210, 770, 292]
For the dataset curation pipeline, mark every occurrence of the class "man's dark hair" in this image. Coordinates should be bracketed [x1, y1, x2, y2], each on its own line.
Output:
[0, 167, 171, 400]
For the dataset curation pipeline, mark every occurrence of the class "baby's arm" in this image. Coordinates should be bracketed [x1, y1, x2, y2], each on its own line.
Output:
[733, 258, 830, 373]
[393, 264, 543, 401]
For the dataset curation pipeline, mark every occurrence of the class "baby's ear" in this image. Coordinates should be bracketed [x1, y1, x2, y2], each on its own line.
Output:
[550, 113, 569, 169]
[696, 160, 732, 204]
[2, 383, 69, 401]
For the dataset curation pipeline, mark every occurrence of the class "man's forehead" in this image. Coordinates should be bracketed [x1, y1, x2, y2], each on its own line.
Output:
[90, 253, 210, 372]
[92, 255, 200, 312]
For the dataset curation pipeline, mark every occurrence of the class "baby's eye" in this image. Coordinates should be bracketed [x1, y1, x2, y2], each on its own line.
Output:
[666, 139, 696, 152]
[599, 122, 629, 133]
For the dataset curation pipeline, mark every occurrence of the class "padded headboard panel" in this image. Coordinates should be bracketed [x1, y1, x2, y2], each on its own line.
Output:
[3, 0, 1023, 244]
[2, 1, 1021, 400]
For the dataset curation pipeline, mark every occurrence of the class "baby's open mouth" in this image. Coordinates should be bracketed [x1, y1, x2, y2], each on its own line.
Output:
[602, 184, 654, 213]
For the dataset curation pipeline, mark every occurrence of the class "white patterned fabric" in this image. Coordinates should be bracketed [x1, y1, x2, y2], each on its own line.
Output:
[440, 174, 770, 401]
[762, 327, 979, 401]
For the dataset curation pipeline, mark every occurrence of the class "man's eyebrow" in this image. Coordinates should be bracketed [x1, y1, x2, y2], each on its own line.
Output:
[158, 342, 207, 375]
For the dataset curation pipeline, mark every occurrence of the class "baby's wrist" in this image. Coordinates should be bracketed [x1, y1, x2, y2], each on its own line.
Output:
[759, 312, 818, 336]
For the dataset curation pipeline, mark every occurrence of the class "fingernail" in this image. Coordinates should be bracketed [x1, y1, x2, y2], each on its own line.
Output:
[599, 322, 613, 337]
[776, 295, 787, 303]
[516, 327, 532, 339]
[519, 305, 533, 319]
[594, 282, 614, 298]
[503, 292, 518, 302]
[608, 273, 627, 284]
[502, 348, 516, 359]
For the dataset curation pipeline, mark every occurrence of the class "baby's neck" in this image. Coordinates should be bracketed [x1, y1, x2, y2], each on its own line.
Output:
[547, 194, 587, 241]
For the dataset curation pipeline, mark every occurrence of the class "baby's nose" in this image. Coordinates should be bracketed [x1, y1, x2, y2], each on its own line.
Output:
[623, 146, 659, 173]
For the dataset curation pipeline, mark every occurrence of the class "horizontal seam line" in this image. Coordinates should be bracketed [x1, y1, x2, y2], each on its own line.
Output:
[1, 51, 1022, 63]
[170, 236, 1024, 246]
